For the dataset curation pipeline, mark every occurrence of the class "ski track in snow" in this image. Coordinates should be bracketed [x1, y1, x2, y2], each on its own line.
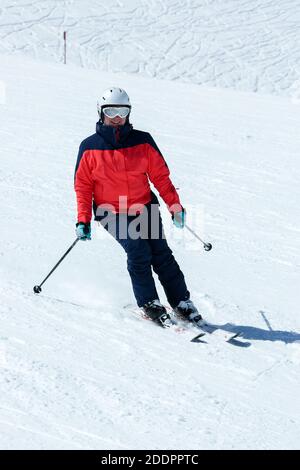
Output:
[0, 0, 300, 96]
[1, 47, 300, 447]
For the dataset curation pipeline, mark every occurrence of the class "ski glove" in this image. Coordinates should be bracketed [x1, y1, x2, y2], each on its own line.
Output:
[172, 209, 186, 229]
[76, 222, 91, 240]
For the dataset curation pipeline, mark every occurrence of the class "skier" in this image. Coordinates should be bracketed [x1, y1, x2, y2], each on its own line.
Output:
[74, 87, 204, 327]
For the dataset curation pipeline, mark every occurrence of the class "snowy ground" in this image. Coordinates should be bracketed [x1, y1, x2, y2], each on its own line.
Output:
[0, 53, 300, 449]
[0, 0, 300, 96]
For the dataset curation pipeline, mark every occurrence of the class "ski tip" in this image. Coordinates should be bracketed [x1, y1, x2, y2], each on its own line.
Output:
[191, 332, 207, 343]
[226, 332, 242, 341]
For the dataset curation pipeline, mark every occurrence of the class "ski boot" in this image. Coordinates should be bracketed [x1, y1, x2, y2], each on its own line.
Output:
[142, 299, 172, 327]
[174, 299, 205, 327]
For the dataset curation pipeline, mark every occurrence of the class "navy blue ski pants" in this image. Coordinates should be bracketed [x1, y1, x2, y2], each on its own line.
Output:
[97, 203, 189, 308]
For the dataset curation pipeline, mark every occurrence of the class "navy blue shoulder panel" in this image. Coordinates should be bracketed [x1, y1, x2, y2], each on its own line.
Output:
[75, 128, 162, 177]
[80, 132, 105, 151]
[80, 129, 161, 151]
[126, 129, 162, 155]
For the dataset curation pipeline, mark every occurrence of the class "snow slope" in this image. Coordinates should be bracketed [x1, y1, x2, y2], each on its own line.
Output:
[1, 0, 300, 96]
[0, 53, 300, 449]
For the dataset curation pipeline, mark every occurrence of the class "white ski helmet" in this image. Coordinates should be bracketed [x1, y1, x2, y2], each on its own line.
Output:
[97, 87, 131, 118]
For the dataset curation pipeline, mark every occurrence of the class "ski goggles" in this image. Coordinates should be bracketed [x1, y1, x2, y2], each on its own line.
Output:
[102, 106, 131, 119]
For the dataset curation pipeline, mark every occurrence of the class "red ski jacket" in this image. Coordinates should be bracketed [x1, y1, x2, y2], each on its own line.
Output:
[74, 122, 182, 223]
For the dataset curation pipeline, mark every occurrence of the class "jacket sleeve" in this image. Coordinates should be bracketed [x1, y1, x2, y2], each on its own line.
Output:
[74, 144, 93, 223]
[147, 135, 182, 213]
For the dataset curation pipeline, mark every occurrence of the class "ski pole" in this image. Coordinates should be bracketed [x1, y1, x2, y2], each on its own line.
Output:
[33, 238, 80, 294]
[185, 224, 212, 251]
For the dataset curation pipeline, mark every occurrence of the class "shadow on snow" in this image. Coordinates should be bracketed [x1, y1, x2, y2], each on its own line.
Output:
[211, 322, 300, 345]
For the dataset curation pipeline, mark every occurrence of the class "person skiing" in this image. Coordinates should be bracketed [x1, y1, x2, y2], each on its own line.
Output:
[74, 87, 203, 327]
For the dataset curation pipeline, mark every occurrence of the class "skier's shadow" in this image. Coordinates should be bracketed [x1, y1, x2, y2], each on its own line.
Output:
[213, 323, 300, 345]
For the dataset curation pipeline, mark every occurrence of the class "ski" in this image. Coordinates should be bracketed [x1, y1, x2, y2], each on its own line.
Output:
[168, 308, 248, 346]
[123, 304, 248, 346]
[196, 322, 242, 343]
[123, 304, 207, 341]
